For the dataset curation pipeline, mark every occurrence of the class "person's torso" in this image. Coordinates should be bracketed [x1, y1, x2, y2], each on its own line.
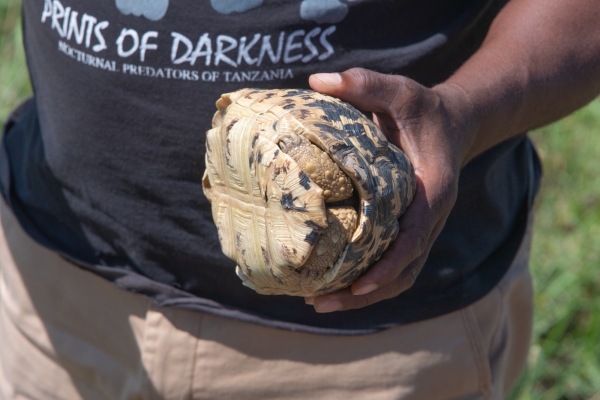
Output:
[0, 0, 537, 333]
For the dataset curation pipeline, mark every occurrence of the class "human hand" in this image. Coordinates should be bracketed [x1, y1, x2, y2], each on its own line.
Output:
[305, 68, 477, 312]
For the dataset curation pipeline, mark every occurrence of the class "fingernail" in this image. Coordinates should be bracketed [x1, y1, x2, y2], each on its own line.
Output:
[315, 300, 342, 313]
[313, 73, 342, 86]
[304, 297, 315, 305]
[353, 283, 378, 296]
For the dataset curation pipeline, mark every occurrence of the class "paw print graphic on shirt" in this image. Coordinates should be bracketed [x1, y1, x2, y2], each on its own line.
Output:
[210, 0, 354, 23]
[115, 0, 169, 21]
[114, 0, 356, 23]
[210, 0, 264, 14]
[299, 0, 349, 23]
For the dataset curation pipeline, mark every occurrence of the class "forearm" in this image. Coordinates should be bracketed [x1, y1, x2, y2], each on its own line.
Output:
[441, 0, 600, 164]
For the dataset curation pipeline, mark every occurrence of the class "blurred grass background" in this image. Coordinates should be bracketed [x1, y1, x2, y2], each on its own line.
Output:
[1, 0, 599, 398]
[0, 0, 29, 118]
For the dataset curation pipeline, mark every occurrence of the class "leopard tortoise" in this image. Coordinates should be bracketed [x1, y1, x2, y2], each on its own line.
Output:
[202, 88, 416, 297]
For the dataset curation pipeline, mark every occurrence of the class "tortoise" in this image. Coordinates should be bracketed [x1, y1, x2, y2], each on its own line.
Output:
[202, 88, 416, 297]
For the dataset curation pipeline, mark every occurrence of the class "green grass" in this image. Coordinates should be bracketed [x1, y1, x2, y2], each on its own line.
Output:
[509, 101, 600, 400]
[1, 0, 599, 398]
[0, 0, 30, 118]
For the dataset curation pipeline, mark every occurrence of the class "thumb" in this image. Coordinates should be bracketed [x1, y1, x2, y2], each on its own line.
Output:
[308, 68, 401, 114]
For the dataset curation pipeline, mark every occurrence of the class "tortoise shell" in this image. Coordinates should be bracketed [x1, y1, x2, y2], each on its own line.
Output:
[202, 88, 416, 296]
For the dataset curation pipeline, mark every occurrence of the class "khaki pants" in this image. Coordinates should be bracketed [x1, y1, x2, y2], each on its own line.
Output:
[0, 200, 534, 400]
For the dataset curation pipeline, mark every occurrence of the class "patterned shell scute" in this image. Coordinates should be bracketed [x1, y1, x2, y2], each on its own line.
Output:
[202, 88, 416, 296]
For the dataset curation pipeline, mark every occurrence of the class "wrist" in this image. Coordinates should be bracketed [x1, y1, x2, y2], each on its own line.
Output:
[431, 82, 479, 167]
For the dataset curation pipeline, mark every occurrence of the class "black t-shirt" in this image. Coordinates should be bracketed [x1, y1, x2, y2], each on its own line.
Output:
[0, 0, 540, 334]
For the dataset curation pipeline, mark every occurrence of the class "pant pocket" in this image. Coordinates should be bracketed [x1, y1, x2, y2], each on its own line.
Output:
[460, 303, 495, 399]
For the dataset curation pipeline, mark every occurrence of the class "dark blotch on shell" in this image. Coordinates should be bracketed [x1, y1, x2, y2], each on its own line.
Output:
[251, 134, 259, 148]
[261, 246, 270, 266]
[305, 220, 321, 228]
[375, 242, 387, 259]
[368, 240, 376, 252]
[282, 89, 312, 97]
[298, 171, 311, 189]
[226, 118, 238, 134]
[343, 123, 365, 136]
[273, 163, 288, 176]
[306, 99, 364, 126]
[304, 229, 319, 245]
[342, 247, 365, 264]
[380, 224, 399, 242]
[224, 119, 239, 165]
[305, 220, 325, 231]
[281, 192, 307, 212]
[295, 109, 311, 119]
[340, 268, 362, 284]
[313, 123, 344, 141]
[313, 123, 382, 165]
